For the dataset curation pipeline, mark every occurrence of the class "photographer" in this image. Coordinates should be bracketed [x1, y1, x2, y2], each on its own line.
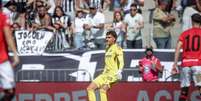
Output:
[138, 46, 163, 81]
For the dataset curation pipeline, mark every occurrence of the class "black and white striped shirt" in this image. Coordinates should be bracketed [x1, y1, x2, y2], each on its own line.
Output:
[62, 0, 75, 13]
[14, 0, 27, 13]
[89, 0, 102, 9]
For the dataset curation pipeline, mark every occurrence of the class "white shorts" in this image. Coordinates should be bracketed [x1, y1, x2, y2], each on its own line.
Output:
[180, 66, 201, 87]
[0, 61, 15, 89]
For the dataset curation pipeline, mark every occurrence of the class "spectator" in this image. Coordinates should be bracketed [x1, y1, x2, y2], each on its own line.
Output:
[103, 0, 112, 10]
[24, 0, 42, 28]
[4, 1, 25, 29]
[32, 5, 53, 31]
[135, 0, 144, 6]
[120, 0, 134, 14]
[138, 47, 163, 81]
[15, 0, 27, 13]
[89, 0, 103, 11]
[106, 10, 126, 48]
[179, 0, 196, 12]
[73, 10, 87, 50]
[26, 0, 45, 13]
[35, 0, 46, 12]
[55, 0, 62, 6]
[43, 0, 56, 15]
[84, 4, 105, 49]
[3, 1, 18, 25]
[75, 0, 90, 14]
[154, 0, 176, 13]
[58, 0, 76, 20]
[52, 6, 71, 51]
[152, 0, 175, 49]
[110, 0, 121, 10]
[172, 13, 201, 101]
[182, 0, 200, 31]
[124, 3, 144, 48]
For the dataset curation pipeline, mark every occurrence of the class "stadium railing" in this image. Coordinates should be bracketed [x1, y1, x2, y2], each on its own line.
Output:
[15, 67, 179, 82]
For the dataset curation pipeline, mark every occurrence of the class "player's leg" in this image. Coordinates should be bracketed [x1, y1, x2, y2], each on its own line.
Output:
[87, 82, 98, 101]
[0, 88, 15, 101]
[192, 66, 201, 97]
[198, 86, 201, 96]
[179, 87, 189, 101]
[179, 67, 191, 101]
[99, 74, 118, 101]
[99, 84, 110, 101]
[87, 74, 105, 101]
[0, 61, 15, 101]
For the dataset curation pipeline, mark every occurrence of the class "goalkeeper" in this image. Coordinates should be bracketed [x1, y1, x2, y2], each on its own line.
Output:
[87, 30, 124, 101]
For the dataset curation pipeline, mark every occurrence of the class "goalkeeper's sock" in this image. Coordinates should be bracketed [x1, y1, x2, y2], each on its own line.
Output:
[87, 89, 96, 101]
[100, 89, 107, 101]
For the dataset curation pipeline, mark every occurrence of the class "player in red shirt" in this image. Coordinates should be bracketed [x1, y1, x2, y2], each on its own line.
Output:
[0, 1, 19, 101]
[139, 47, 163, 81]
[172, 13, 201, 101]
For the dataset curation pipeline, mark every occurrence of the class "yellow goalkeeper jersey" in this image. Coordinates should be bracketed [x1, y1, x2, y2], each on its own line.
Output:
[103, 44, 124, 75]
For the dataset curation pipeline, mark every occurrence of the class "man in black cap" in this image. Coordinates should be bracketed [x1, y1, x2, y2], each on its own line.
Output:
[172, 13, 201, 101]
[138, 46, 163, 81]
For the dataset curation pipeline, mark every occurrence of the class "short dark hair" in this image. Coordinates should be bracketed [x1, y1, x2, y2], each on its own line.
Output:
[4, 1, 17, 7]
[0, 0, 1, 8]
[145, 46, 153, 54]
[191, 13, 201, 23]
[158, 0, 169, 5]
[106, 30, 117, 39]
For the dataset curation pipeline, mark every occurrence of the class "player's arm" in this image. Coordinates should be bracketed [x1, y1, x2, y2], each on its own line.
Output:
[155, 59, 163, 72]
[138, 60, 144, 73]
[171, 41, 182, 74]
[3, 22, 19, 67]
[116, 47, 124, 80]
[117, 47, 124, 70]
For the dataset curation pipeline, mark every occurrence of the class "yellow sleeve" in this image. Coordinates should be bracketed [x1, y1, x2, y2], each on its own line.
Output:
[116, 46, 124, 70]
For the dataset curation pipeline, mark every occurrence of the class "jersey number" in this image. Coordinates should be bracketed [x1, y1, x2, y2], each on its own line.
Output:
[185, 35, 200, 52]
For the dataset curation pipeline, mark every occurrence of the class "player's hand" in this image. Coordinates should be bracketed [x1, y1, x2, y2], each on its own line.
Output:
[171, 63, 179, 75]
[11, 54, 20, 68]
[116, 69, 123, 80]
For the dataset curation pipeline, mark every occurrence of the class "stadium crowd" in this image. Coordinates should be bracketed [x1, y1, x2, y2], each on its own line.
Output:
[0, 0, 199, 51]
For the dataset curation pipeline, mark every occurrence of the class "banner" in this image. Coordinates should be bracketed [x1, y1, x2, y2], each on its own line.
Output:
[11, 82, 198, 101]
[15, 30, 53, 55]
[15, 49, 178, 82]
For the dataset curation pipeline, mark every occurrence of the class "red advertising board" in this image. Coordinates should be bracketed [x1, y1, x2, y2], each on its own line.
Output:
[14, 82, 199, 101]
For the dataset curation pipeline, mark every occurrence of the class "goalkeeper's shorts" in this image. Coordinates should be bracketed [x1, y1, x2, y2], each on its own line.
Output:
[93, 74, 118, 88]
